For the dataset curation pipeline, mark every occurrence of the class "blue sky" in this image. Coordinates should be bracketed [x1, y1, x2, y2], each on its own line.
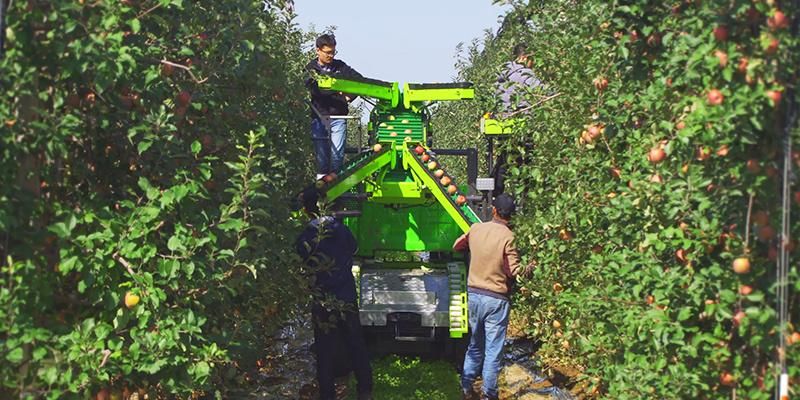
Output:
[292, 1, 510, 84]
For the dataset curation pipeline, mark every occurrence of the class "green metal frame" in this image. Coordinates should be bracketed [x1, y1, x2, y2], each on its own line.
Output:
[325, 148, 393, 200]
[448, 262, 469, 338]
[401, 145, 480, 232]
[316, 75, 400, 108]
[308, 74, 481, 338]
[402, 83, 474, 110]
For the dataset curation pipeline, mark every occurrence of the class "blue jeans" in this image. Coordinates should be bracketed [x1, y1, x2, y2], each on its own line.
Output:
[311, 117, 347, 175]
[461, 292, 510, 399]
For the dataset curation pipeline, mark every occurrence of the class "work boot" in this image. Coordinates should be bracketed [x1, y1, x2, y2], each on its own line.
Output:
[462, 388, 479, 400]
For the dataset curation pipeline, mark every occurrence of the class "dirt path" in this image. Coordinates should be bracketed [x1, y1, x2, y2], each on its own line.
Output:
[236, 312, 574, 399]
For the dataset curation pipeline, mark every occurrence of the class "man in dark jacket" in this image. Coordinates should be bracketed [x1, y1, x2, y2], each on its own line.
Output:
[306, 34, 362, 180]
[492, 43, 541, 197]
[295, 187, 373, 400]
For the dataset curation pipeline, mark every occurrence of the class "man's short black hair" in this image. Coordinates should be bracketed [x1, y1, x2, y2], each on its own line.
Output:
[512, 44, 527, 58]
[316, 33, 337, 49]
[299, 186, 321, 215]
[493, 194, 516, 219]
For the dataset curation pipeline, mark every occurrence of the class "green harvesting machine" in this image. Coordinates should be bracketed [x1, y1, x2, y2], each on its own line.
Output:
[310, 73, 485, 342]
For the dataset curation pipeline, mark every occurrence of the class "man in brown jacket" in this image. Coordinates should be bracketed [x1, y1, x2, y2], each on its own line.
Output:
[453, 194, 524, 400]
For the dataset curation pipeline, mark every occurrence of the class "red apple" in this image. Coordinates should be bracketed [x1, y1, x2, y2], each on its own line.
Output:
[746, 159, 761, 173]
[767, 90, 782, 106]
[794, 191, 800, 204]
[765, 37, 779, 54]
[176, 90, 192, 107]
[768, 10, 788, 30]
[707, 89, 724, 106]
[676, 120, 686, 130]
[96, 388, 110, 400]
[732, 310, 746, 327]
[434, 169, 445, 178]
[649, 174, 663, 184]
[421, 154, 430, 162]
[696, 146, 711, 161]
[373, 143, 382, 153]
[714, 50, 728, 67]
[739, 285, 754, 296]
[593, 77, 609, 91]
[713, 25, 728, 42]
[608, 167, 621, 179]
[789, 332, 800, 346]
[675, 249, 688, 264]
[455, 195, 467, 206]
[648, 147, 666, 164]
[765, 166, 778, 179]
[84, 92, 97, 106]
[447, 184, 457, 195]
[753, 211, 769, 226]
[587, 125, 601, 140]
[737, 57, 749, 73]
[414, 145, 425, 155]
[768, 246, 778, 261]
[720, 372, 736, 387]
[758, 225, 776, 241]
[733, 257, 750, 274]
[440, 176, 452, 186]
[427, 161, 437, 170]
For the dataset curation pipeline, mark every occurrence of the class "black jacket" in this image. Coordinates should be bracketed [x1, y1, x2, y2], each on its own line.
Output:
[305, 58, 362, 117]
[295, 216, 359, 303]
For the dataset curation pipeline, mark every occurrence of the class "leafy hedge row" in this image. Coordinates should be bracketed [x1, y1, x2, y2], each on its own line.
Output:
[1, 1, 312, 398]
[434, 0, 799, 398]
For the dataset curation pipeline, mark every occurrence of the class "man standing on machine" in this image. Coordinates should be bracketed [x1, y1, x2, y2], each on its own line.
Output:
[305, 33, 362, 180]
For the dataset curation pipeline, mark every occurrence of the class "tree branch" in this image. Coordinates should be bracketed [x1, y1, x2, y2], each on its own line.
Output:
[160, 59, 208, 84]
[112, 252, 137, 277]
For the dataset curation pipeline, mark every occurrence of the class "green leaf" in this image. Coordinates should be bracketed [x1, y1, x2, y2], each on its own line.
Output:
[137, 140, 153, 154]
[194, 361, 211, 378]
[6, 347, 23, 363]
[167, 235, 184, 252]
[191, 140, 201, 155]
[129, 19, 141, 33]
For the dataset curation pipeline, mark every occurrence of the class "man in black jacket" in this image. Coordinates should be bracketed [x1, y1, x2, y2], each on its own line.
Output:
[295, 187, 373, 400]
[305, 34, 362, 180]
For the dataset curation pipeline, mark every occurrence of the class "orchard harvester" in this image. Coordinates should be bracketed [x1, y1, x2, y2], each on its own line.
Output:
[308, 74, 493, 343]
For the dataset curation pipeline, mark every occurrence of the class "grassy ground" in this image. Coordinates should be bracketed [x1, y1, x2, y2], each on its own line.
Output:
[345, 355, 462, 400]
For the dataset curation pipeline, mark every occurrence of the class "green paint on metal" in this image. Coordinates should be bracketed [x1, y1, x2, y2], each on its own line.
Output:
[402, 83, 474, 109]
[325, 149, 392, 200]
[344, 200, 465, 255]
[375, 112, 425, 143]
[402, 146, 478, 232]
[449, 263, 468, 338]
[317, 75, 400, 108]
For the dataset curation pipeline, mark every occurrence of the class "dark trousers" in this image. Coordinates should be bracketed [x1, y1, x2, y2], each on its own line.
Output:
[312, 303, 372, 399]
